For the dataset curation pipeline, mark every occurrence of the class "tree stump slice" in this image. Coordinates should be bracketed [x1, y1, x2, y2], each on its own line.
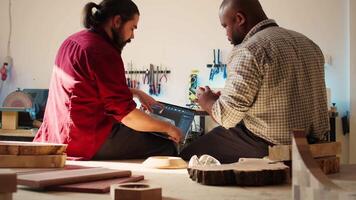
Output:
[188, 158, 289, 186]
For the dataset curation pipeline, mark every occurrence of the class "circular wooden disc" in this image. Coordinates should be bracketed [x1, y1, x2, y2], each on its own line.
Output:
[3, 91, 33, 108]
[143, 156, 187, 169]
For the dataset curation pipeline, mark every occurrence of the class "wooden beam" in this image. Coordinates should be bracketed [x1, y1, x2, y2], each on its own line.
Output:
[269, 142, 341, 161]
[1, 112, 18, 130]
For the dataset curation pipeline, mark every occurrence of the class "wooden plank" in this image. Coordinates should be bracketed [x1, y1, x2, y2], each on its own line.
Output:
[0, 129, 34, 138]
[0, 154, 66, 168]
[0, 141, 67, 155]
[18, 168, 132, 188]
[1, 112, 18, 130]
[0, 170, 17, 193]
[268, 142, 341, 161]
[188, 158, 289, 186]
[49, 175, 144, 193]
[315, 156, 340, 175]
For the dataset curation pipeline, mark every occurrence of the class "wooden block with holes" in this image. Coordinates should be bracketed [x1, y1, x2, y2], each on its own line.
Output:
[0, 170, 17, 200]
[268, 142, 341, 174]
[111, 183, 162, 200]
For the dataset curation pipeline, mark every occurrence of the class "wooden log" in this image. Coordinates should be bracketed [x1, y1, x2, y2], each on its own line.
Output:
[268, 142, 341, 161]
[0, 141, 67, 155]
[187, 158, 289, 186]
[0, 154, 66, 168]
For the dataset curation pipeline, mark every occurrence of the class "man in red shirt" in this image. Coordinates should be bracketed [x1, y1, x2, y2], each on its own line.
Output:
[34, 0, 182, 160]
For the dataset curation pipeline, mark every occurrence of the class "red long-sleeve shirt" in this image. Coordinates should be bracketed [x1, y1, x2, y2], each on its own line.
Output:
[34, 29, 136, 160]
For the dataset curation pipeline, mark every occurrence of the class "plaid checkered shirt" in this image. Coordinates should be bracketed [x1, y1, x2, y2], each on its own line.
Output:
[211, 19, 329, 145]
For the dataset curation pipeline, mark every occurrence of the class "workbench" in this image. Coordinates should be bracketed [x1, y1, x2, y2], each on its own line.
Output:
[11, 160, 356, 200]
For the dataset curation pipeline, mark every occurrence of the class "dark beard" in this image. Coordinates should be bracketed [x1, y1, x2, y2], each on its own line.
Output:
[231, 29, 244, 46]
[111, 27, 131, 51]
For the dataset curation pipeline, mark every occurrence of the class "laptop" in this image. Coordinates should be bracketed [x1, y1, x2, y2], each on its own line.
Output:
[149, 102, 196, 145]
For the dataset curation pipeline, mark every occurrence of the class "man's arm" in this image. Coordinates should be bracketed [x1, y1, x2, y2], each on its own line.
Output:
[204, 48, 262, 128]
[121, 108, 182, 143]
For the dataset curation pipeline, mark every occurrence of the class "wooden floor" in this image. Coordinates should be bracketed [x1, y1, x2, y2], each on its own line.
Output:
[11, 160, 356, 200]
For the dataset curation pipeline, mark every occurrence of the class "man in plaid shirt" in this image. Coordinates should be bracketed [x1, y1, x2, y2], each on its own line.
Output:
[180, 0, 329, 163]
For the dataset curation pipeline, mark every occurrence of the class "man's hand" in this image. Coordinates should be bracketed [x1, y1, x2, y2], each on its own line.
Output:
[196, 86, 220, 114]
[166, 125, 183, 143]
[131, 89, 163, 112]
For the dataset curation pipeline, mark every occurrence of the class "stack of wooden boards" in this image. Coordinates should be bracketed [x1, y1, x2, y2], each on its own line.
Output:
[0, 141, 67, 168]
[0, 170, 17, 200]
[0, 141, 145, 194]
[188, 158, 290, 186]
[268, 142, 341, 174]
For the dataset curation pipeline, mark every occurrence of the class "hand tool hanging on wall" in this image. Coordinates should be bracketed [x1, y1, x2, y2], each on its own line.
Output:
[159, 67, 168, 83]
[155, 66, 160, 96]
[207, 49, 227, 81]
[149, 64, 155, 95]
[217, 49, 228, 79]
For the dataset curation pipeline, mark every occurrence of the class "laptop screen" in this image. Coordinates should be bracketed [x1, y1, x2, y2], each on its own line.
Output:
[150, 102, 195, 141]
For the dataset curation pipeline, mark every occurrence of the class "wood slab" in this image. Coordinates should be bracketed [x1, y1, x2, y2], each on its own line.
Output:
[268, 142, 341, 161]
[188, 158, 289, 186]
[0, 141, 67, 155]
[0, 170, 17, 193]
[0, 154, 66, 168]
[48, 175, 144, 193]
[18, 168, 132, 188]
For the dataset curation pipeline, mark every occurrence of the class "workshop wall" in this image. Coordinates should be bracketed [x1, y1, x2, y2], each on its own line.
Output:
[0, 0, 351, 121]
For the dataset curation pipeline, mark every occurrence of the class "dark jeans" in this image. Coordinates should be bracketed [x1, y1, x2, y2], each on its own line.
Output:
[179, 123, 274, 164]
[93, 123, 177, 160]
